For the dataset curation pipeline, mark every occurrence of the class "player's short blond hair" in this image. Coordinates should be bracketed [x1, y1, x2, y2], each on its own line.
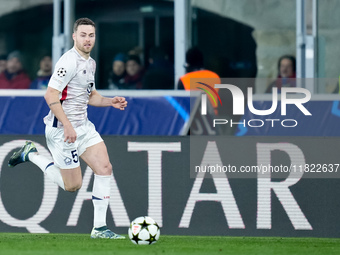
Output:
[73, 18, 95, 32]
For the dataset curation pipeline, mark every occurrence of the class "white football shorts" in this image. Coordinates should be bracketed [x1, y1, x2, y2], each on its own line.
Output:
[45, 119, 103, 169]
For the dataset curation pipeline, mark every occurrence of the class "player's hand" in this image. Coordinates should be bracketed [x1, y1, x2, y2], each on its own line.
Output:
[112, 96, 128, 110]
[64, 124, 77, 143]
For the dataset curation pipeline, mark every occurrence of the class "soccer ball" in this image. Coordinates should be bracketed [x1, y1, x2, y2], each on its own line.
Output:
[128, 216, 160, 245]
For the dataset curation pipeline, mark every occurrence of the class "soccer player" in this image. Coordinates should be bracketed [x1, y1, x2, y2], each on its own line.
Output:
[8, 18, 127, 239]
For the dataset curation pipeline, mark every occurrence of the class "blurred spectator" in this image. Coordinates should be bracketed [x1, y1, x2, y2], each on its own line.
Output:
[177, 47, 220, 90]
[178, 47, 220, 114]
[266, 55, 296, 93]
[0, 50, 31, 89]
[123, 55, 144, 89]
[107, 53, 126, 90]
[30, 55, 52, 89]
[143, 47, 174, 89]
[0, 54, 7, 74]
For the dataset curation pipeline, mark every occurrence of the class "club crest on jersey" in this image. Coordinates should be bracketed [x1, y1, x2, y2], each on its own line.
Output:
[57, 68, 67, 77]
[87, 83, 94, 94]
[83, 70, 86, 74]
[64, 157, 72, 165]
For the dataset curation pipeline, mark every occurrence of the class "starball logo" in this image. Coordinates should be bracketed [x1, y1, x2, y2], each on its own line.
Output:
[197, 83, 312, 128]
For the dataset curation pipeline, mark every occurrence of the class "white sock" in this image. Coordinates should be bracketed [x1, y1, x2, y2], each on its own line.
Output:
[28, 153, 65, 190]
[92, 174, 111, 229]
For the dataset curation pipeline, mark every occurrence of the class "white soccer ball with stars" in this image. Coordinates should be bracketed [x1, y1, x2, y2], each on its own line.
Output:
[128, 216, 160, 245]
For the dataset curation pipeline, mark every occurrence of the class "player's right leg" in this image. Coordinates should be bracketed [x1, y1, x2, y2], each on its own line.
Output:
[79, 121, 125, 239]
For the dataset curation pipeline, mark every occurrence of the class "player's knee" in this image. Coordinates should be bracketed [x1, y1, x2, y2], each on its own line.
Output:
[65, 182, 82, 192]
[105, 162, 112, 175]
[98, 162, 112, 175]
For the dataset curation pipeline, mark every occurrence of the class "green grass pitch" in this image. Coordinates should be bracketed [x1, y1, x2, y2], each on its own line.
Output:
[1, 233, 340, 255]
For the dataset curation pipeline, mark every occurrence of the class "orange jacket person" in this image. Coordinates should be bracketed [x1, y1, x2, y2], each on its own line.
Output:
[178, 47, 221, 114]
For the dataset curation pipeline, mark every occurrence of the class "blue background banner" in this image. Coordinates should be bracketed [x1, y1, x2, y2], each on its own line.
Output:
[0, 95, 191, 135]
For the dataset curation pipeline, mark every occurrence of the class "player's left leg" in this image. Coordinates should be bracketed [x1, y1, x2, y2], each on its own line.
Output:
[80, 141, 125, 239]
[8, 141, 65, 190]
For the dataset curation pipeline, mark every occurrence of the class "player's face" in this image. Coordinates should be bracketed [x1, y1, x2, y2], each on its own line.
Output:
[73, 25, 95, 57]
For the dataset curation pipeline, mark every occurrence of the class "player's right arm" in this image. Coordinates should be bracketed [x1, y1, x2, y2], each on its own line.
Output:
[44, 87, 77, 143]
[45, 53, 77, 143]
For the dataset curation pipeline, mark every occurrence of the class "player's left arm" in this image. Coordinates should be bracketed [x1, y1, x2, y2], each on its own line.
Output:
[88, 90, 127, 110]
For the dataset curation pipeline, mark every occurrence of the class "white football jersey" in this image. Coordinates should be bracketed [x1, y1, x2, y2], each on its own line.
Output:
[44, 47, 96, 128]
